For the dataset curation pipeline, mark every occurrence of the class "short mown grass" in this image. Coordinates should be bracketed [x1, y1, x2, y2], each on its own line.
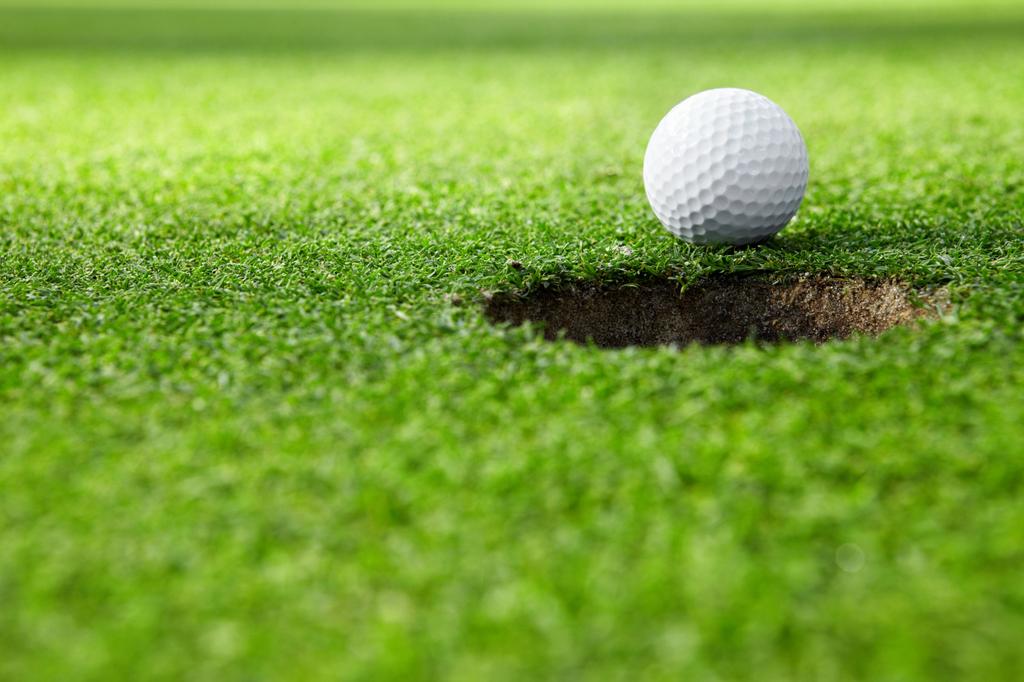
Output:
[1, 2, 1023, 680]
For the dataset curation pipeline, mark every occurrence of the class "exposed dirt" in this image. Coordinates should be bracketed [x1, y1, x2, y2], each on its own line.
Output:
[484, 275, 946, 348]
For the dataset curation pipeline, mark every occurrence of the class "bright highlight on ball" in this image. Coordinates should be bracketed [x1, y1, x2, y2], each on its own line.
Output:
[643, 88, 809, 246]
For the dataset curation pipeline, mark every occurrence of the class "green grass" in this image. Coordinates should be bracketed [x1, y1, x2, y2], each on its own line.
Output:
[1, 2, 1023, 680]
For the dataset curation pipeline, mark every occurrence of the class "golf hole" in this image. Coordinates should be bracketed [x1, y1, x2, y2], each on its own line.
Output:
[484, 275, 946, 348]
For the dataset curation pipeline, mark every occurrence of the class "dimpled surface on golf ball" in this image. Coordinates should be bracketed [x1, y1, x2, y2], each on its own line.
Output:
[643, 88, 809, 245]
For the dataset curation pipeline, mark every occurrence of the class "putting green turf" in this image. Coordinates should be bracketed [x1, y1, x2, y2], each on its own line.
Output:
[1, 2, 1023, 680]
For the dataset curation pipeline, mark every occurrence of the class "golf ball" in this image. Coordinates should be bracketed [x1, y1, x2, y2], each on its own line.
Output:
[643, 88, 809, 245]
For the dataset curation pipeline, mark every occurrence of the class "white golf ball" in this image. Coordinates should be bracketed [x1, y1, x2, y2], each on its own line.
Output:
[643, 88, 809, 245]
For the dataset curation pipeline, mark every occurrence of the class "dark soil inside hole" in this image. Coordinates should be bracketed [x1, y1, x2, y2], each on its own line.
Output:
[484, 275, 945, 347]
